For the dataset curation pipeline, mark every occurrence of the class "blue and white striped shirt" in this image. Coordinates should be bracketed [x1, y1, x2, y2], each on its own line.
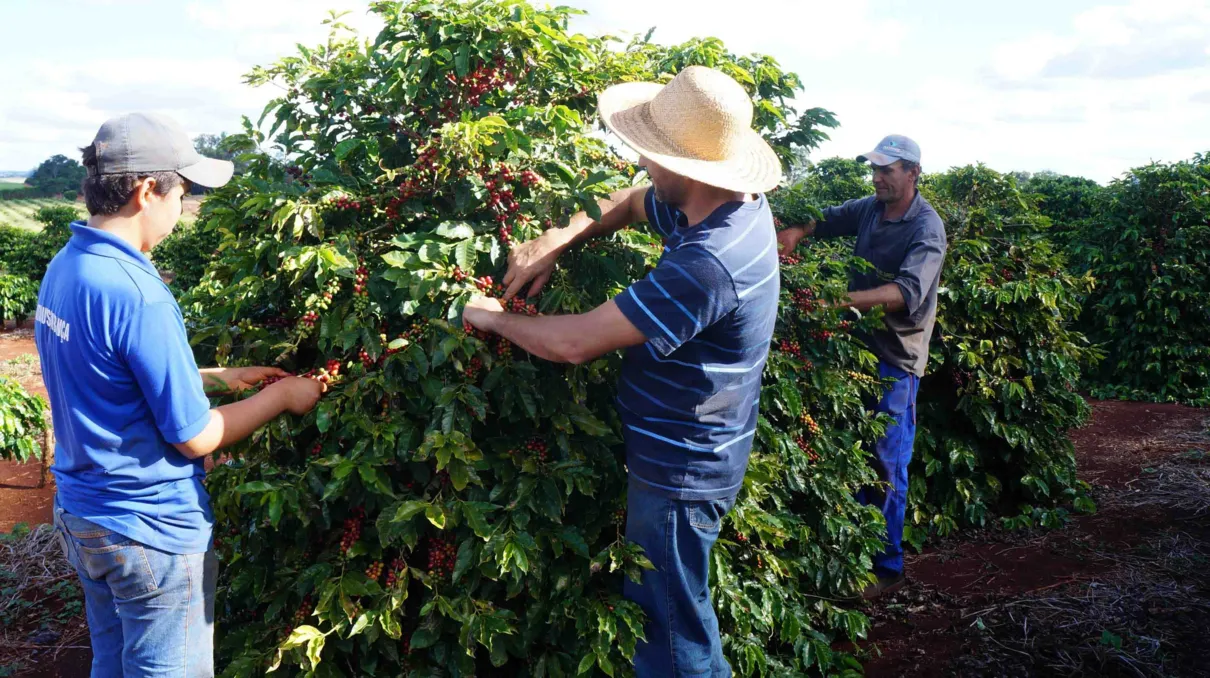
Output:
[613, 188, 779, 500]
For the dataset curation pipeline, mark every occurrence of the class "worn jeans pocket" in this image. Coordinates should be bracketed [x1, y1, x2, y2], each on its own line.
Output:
[58, 511, 158, 599]
[687, 496, 737, 531]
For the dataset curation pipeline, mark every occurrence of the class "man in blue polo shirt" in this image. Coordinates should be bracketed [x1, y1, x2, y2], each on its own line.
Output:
[777, 135, 947, 599]
[39, 113, 325, 676]
[462, 66, 779, 677]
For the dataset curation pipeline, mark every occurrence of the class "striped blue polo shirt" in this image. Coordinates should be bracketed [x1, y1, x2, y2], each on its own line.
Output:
[613, 188, 779, 501]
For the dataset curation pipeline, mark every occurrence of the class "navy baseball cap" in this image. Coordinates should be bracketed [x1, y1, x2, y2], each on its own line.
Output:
[89, 113, 234, 188]
[857, 134, 921, 167]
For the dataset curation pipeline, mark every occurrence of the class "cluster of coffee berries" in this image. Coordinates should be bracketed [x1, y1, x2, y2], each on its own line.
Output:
[846, 370, 877, 386]
[518, 169, 541, 188]
[339, 508, 365, 556]
[736, 532, 749, 543]
[793, 288, 819, 313]
[796, 436, 821, 462]
[316, 277, 342, 312]
[779, 253, 803, 266]
[612, 508, 626, 526]
[952, 370, 968, 388]
[359, 347, 375, 369]
[385, 558, 406, 587]
[412, 144, 440, 180]
[285, 165, 305, 179]
[799, 413, 821, 437]
[809, 329, 834, 341]
[353, 262, 370, 312]
[263, 316, 293, 329]
[309, 442, 322, 458]
[514, 438, 548, 462]
[463, 357, 483, 382]
[292, 596, 313, 626]
[330, 195, 364, 212]
[426, 536, 457, 579]
[778, 339, 802, 358]
[1000, 267, 1015, 281]
[236, 319, 255, 333]
[444, 57, 516, 110]
[494, 337, 513, 359]
[299, 310, 320, 330]
[484, 173, 520, 221]
[473, 275, 504, 296]
[505, 296, 538, 316]
[305, 359, 343, 386]
[365, 560, 384, 581]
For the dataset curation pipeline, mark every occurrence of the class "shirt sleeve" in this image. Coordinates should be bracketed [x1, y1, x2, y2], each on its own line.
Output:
[814, 198, 865, 238]
[613, 246, 739, 357]
[120, 302, 212, 444]
[642, 187, 684, 239]
[894, 230, 947, 320]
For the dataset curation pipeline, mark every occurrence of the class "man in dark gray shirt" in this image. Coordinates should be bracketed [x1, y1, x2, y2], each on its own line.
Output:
[777, 135, 947, 598]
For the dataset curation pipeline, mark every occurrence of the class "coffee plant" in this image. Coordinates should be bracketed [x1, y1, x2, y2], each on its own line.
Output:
[2, 205, 79, 282]
[179, 2, 884, 676]
[0, 274, 38, 327]
[1066, 153, 1210, 405]
[152, 217, 223, 293]
[0, 376, 47, 464]
[909, 166, 1098, 542]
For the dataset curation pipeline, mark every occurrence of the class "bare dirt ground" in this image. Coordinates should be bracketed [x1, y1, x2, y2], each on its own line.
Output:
[1, 322, 1206, 676]
[863, 401, 1210, 677]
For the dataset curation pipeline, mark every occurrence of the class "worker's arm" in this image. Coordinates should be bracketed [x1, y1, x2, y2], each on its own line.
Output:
[776, 198, 866, 253]
[199, 366, 291, 394]
[463, 297, 646, 364]
[838, 284, 906, 313]
[173, 378, 325, 459]
[503, 185, 650, 300]
[469, 242, 740, 364]
[121, 302, 324, 461]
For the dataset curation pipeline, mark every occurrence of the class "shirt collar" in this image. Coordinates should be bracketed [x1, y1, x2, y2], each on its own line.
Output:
[878, 190, 924, 224]
[68, 222, 162, 278]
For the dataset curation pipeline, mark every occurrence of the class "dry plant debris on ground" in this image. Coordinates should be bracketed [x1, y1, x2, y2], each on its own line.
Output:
[0, 524, 88, 676]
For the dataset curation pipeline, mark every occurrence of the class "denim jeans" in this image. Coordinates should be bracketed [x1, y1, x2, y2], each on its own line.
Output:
[624, 480, 737, 677]
[52, 500, 216, 677]
[856, 361, 920, 577]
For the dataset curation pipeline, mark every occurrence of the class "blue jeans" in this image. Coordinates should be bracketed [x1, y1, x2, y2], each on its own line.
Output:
[624, 481, 736, 677]
[856, 361, 919, 578]
[53, 500, 216, 677]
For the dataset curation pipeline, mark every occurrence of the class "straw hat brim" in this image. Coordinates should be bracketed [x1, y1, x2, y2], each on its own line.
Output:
[598, 81, 783, 194]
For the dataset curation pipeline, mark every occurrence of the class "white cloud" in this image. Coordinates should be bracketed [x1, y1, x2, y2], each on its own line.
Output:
[2, 0, 1206, 182]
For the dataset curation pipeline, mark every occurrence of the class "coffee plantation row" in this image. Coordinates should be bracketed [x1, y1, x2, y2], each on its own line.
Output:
[0, 1, 1205, 675]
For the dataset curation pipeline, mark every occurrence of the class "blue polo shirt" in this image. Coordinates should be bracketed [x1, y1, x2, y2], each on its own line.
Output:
[35, 223, 214, 555]
[613, 188, 778, 501]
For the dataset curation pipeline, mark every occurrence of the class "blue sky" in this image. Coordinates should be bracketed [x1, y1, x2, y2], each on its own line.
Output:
[1, 0, 1207, 182]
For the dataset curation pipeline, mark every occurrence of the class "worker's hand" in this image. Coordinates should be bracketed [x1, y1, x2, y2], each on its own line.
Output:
[502, 228, 573, 301]
[264, 377, 326, 416]
[223, 366, 291, 392]
[463, 296, 506, 333]
[776, 226, 807, 255]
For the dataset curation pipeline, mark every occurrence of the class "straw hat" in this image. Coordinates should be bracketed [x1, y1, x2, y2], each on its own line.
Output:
[597, 66, 783, 194]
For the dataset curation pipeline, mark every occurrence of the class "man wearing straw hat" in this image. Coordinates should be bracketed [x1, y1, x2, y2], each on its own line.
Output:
[463, 66, 781, 676]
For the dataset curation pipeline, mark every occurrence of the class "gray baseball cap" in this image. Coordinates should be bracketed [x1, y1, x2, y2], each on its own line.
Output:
[857, 134, 921, 167]
[89, 113, 234, 188]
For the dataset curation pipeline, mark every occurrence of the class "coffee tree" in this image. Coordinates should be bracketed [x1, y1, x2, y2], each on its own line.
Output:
[0, 376, 47, 464]
[1067, 154, 1210, 405]
[910, 166, 1098, 543]
[184, 2, 884, 676]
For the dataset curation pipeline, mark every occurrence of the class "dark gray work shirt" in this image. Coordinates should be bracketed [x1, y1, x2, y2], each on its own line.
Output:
[815, 192, 947, 376]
